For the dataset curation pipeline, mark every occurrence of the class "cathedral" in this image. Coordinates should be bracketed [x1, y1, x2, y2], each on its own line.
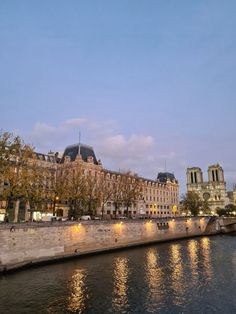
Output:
[186, 164, 236, 213]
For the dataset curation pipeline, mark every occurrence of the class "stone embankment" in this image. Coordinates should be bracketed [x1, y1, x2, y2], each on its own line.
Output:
[0, 217, 235, 273]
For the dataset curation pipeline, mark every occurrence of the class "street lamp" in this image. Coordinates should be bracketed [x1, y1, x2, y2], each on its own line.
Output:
[53, 195, 59, 216]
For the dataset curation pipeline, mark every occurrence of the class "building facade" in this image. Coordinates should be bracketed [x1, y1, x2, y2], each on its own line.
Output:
[58, 143, 179, 218]
[0, 142, 179, 221]
[186, 164, 235, 213]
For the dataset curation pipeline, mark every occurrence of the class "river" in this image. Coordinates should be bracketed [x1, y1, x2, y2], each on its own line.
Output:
[0, 234, 236, 314]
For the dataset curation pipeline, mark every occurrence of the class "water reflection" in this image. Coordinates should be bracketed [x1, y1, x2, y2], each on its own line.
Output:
[145, 249, 163, 301]
[170, 244, 184, 305]
[188, 240, 199, 284]
[1, 236, 236, 314]
[68, 268, 87, 313]
[112, 257, 129, 313]
[200, 237, 213, 281]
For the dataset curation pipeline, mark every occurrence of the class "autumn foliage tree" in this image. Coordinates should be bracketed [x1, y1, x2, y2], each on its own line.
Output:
[181, 191, 203, 216]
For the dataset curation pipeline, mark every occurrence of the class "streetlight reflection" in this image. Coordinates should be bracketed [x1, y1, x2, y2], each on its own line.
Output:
[200, 237, 213, 281]
[170, 244, 184, 305]
[68, 269, 87, 313]
[145, 249, 164, 305]
[112, 257, 129, 312]
[188, 240, 199, 284]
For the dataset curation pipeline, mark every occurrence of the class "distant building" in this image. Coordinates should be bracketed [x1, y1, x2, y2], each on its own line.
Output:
[0, 142, 180, 221]
[58, 143, 179, 218]
[186, 164, 235, 213]
[227, 186, 236, 206]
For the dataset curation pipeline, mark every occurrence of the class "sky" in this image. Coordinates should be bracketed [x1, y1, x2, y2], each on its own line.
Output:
[0, 0, 236, 193]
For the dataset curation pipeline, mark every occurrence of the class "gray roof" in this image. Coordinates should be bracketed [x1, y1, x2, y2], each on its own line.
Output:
[157, 172, 177, 183]
[60, 143, 98, 164]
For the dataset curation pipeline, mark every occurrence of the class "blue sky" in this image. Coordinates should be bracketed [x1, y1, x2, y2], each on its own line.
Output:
[0, 0, 236, 192]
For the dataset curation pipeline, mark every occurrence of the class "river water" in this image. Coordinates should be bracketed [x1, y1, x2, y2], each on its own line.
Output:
[0, 234, 236, 314]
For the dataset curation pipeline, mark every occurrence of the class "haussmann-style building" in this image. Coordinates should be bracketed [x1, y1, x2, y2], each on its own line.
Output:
[0, 142, 179, 221]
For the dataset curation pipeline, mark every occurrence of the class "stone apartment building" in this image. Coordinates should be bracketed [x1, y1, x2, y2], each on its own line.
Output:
[58, 143, 179, 218]
[0, 151, 57, 222]
[0, 142, 179, 221]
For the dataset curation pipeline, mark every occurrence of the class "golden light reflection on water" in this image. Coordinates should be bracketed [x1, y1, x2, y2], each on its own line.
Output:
[170, 244, 184, 304]
[188, 240, 199, 284]
[112, 257, 129, 312]
[145, 249, 164, 305]
[68, 269, 87, 313]
[200, 237, 213, 281]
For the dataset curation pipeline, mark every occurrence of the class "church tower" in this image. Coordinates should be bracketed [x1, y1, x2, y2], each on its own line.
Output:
[187, 167, 203, 185]
[208, 164, 224, 183]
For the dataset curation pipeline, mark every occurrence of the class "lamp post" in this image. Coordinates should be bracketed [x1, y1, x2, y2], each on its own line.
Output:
[53, 195, 59, 216]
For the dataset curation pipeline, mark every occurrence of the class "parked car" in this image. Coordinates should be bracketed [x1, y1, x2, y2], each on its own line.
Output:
[41, 215, 57, 222]
[93, 216, 101, 220]
[79, 215, 91, 221]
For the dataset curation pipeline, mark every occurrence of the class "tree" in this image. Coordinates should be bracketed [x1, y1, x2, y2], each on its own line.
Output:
[1, 133, 36, 221]
[64, 166, 87, 219]
[111, 175, 123, 217]
[224, 204, 236, 216]
[98, 171, 114, 217]
[201, 199, 211, 215]
[120, 172, 142, 217]
[0, 131, 52, 221]
[83, 173, 101, 216]
[181, 191, 203, 216]
[216, 208, 226, 217]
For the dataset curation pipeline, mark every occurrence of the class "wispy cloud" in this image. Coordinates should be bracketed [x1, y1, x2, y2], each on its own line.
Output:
[22, 117, 186, 187]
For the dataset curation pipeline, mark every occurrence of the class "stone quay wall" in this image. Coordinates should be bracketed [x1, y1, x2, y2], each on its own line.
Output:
[0, 217, 223, 272]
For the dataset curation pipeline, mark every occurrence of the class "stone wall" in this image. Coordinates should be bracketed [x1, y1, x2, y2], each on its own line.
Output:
[0, 217, 221, 272]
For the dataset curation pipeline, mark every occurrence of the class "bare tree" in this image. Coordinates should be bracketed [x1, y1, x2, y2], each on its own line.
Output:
[97, 171, 114, 217]
[120, 172, 142, 217]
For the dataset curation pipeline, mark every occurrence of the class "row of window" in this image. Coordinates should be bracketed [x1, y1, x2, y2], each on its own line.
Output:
[145, 189, 178, 196]
[146, 211, 171, 215]
[145, 196, 178, 203]
[145, 204, 171, 209]
[104, 210, 172, 216]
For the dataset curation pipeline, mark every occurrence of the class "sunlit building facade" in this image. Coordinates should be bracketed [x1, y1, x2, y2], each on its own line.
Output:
[58, 143, 179, 218]
[0, 143, 179, 221]
[186, 164, 236, 213]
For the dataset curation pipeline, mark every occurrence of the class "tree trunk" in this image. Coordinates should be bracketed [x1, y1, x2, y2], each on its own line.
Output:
[25, 200, 30, 221]
[13, 199, 20, 223]
[101, 203, 104, 217]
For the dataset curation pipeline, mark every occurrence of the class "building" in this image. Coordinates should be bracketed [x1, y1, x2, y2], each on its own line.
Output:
[186, 164, 235, 213]
[58, 143, 179, 218]
[0, 142, 179, 221]
[0, 151, 57, 222]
